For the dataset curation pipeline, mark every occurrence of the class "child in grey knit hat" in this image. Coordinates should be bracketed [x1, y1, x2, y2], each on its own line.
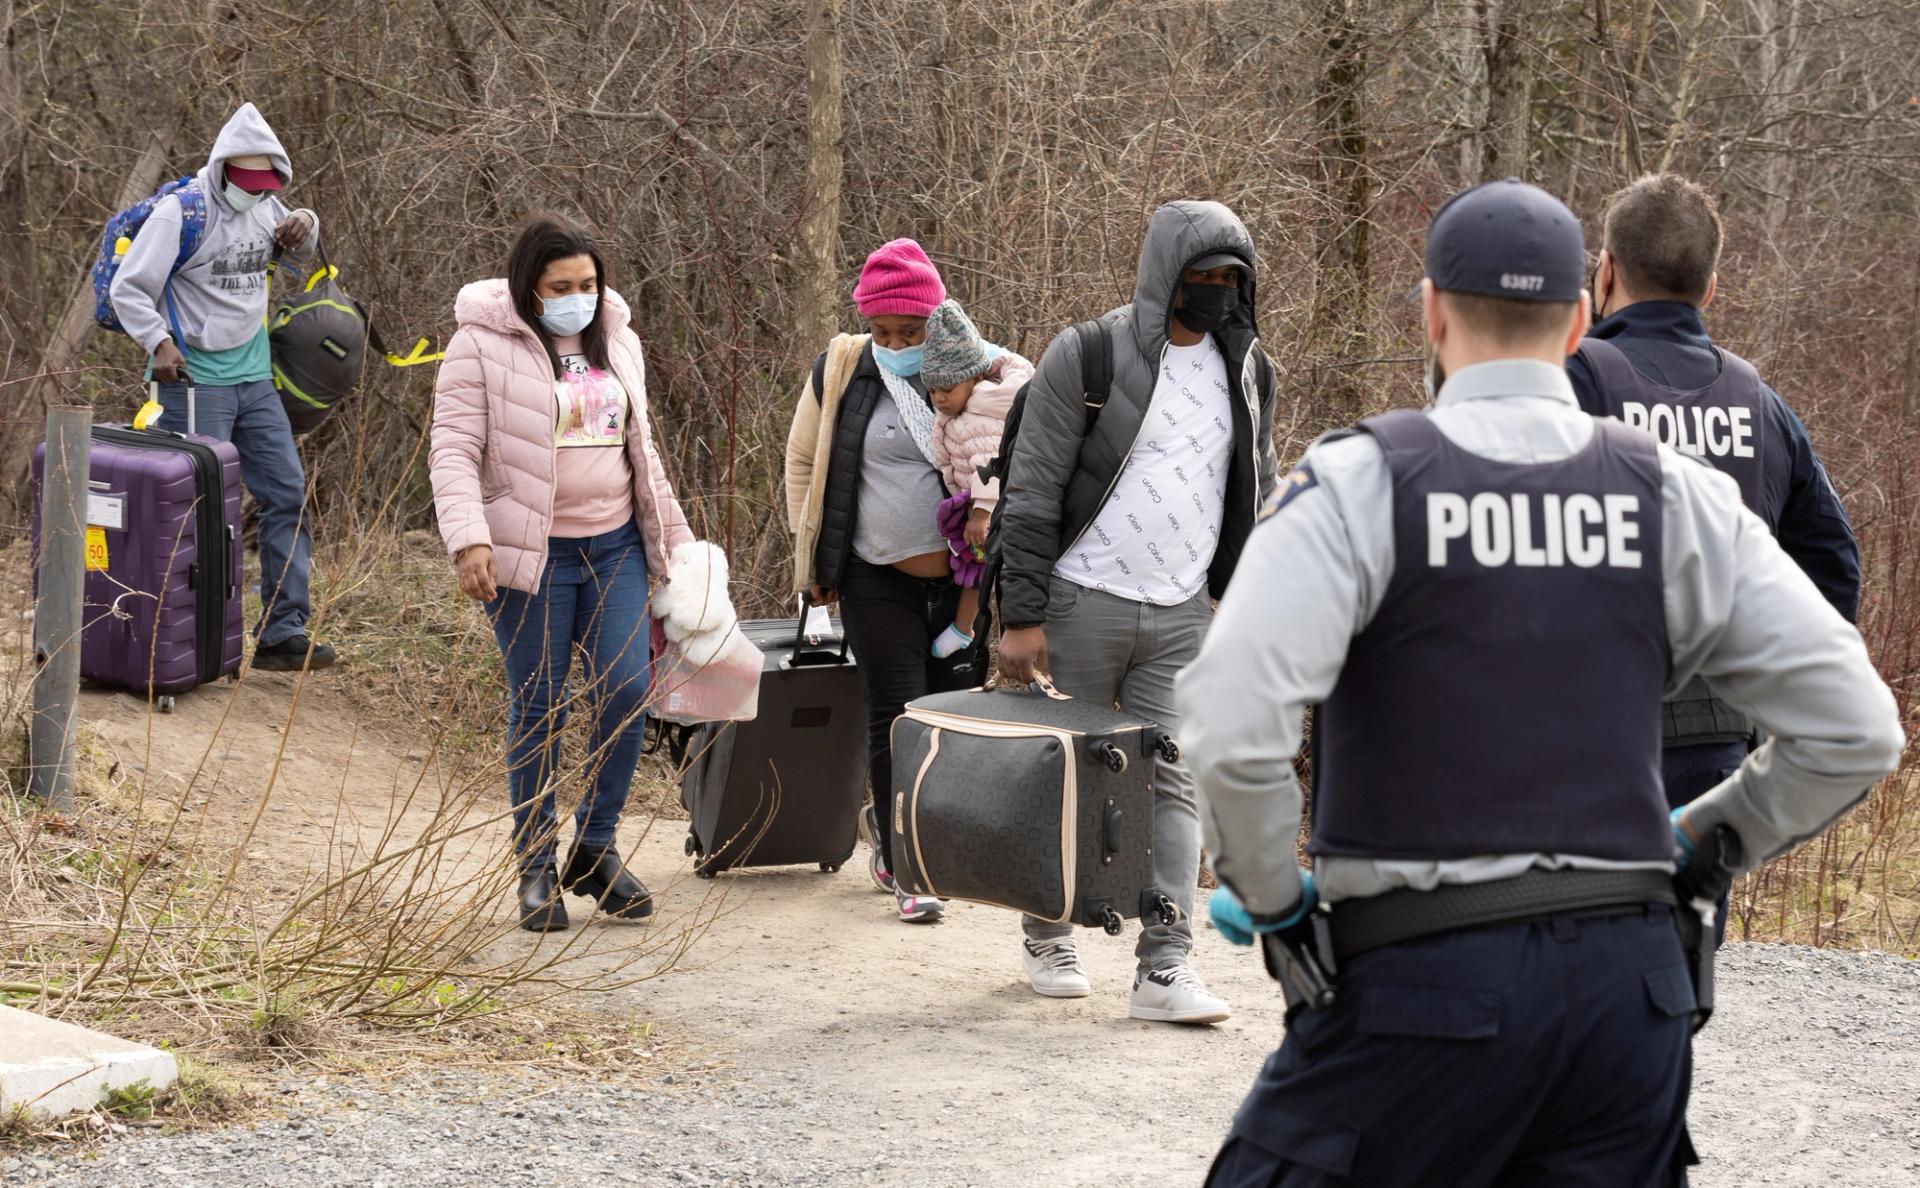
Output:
[921, 299, 1035, 658]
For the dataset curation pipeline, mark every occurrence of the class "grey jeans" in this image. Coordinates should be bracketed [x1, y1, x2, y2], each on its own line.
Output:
[1021, 577, 1211, 971]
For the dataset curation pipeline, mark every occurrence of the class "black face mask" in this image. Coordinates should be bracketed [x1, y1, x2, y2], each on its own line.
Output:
[1173, 280, 1239, 336]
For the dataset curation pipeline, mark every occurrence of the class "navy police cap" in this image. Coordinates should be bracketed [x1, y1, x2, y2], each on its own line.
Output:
[1425, 178, 1585, 302]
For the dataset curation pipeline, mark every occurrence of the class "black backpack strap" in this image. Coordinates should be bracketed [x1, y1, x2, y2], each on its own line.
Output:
[1074, 318, 1112, 429]
[810, 350, 828, 406]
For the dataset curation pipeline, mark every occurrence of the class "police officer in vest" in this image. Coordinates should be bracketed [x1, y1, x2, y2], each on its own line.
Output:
[1571, 173, 1862, 817]
[1176, 180, 1903, 1187]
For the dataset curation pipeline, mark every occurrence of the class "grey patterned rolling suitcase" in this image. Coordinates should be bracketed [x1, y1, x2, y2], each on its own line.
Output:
[889, 685, 1182, 933]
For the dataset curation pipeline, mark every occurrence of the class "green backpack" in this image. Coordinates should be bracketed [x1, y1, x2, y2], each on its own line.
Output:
[269, 252, 374, 435]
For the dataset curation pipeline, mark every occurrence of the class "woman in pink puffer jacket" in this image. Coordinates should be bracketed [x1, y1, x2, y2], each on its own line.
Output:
[922, 300, 1036, 657]
[430, 215, 739, 934]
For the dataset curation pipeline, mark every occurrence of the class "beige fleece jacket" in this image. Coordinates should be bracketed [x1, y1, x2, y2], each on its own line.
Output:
[784, 333, 871, 594]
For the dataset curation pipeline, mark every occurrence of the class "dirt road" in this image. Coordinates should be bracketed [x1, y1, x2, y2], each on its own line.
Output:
[25, 677, 1920, 1186]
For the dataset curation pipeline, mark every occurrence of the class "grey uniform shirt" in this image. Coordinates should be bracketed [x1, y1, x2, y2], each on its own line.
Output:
[1175, 358, 1905, 915]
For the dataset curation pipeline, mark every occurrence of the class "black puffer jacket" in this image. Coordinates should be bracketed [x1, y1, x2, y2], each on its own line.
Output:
[808, 343, 905, 593]
[996, 201, 1280, 628]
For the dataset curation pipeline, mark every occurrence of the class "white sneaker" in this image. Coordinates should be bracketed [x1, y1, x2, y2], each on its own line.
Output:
[1130, 964, 1231, 1024]
[1021, 937, 1092, 998]
[895, 887, 945, 923]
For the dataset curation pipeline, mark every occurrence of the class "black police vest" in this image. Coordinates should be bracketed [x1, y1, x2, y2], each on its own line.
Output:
[1579, 336, 1765, 746]
[1311, 410, 1672, 864]
[1577, 337, 1768, 513]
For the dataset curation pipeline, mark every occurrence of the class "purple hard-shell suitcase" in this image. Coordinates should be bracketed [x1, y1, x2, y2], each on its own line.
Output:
[32, 424, 244, 704]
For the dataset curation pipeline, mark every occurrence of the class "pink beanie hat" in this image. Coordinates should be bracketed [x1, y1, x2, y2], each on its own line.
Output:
[852, 239, 946, 318]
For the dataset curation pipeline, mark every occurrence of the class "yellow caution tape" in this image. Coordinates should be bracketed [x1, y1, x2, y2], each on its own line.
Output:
[384, 337, 446, 367]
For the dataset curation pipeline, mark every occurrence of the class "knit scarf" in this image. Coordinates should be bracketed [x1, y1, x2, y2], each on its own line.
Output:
[878, 365, 938, 465]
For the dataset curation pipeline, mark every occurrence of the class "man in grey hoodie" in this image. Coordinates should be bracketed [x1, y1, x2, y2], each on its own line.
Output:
[110, 102, 333, 670]
[994, 200, 1280, 1023]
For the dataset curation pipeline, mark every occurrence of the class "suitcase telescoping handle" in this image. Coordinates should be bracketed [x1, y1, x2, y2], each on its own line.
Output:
[789, 593, 851, 667]
[143, 380, 198, 436]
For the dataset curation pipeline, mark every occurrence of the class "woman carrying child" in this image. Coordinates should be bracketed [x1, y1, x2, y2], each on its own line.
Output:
[784, 240, 983, 923]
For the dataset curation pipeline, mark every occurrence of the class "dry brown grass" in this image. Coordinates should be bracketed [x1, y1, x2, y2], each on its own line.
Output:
[0, 524, 739, 1130]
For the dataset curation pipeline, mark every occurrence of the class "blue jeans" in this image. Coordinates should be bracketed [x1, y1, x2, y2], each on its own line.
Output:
[487, 521, 652, 869]
[154, 380, 312, 646]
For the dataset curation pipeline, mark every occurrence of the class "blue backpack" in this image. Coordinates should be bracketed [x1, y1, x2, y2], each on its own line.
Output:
[91, 176, 210, 335]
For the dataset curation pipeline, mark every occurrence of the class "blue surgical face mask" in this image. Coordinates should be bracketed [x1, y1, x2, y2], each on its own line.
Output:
[538, 292, 598, 337]
[873, 342, 925, 377]
[224, 183, 264, 213]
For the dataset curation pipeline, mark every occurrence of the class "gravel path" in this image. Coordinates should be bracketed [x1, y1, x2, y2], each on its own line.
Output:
[19, 857, 1920, 1188]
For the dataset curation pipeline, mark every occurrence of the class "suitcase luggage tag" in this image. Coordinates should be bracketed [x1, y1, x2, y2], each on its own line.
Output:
[798, 595, 833, 646]
[786, 594, 851, 670]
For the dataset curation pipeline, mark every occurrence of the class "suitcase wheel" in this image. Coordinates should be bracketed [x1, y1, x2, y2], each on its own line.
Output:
[156, 695, 177, 715]
[683, 833, 698, 856]
[819, 840, 856, 875]
[695, 865, 718, 880]
[1152, 731, 1181, 764]
[1094, 741, 1128, 774]
[1140, 889, 1179, 927]
[1099, 905, 1125, 936]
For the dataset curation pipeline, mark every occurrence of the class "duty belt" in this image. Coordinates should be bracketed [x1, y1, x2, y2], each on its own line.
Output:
[1663, 675, 1752, 747]
[1326, 868, 1678, 962]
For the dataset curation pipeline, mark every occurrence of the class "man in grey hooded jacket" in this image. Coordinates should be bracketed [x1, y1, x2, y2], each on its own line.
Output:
[110, 102, 333, 671]
[995, 199, 1280, 1023]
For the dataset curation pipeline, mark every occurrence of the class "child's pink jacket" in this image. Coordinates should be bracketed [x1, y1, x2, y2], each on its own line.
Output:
[931, 350, 1034, 514]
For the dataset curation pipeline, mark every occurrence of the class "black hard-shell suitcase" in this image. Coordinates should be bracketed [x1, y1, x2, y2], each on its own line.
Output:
[889, 686, 1182, 933]
[676, 615, 866, 877]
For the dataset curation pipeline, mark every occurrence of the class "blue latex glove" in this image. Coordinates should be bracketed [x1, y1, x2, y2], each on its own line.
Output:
[1671, 806, 1697, 870]
[1209, 871, 1317, 948]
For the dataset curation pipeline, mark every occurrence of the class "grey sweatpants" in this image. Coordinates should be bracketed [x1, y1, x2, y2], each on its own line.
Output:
[1021, 577, 1211, 971]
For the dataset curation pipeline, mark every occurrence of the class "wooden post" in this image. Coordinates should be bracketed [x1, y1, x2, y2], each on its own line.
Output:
[30, 405, 90, 812]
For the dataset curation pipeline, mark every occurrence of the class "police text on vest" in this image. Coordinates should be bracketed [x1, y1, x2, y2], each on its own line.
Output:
[1621, 401, 1754, 459]
[1427, 493, 1644, 568]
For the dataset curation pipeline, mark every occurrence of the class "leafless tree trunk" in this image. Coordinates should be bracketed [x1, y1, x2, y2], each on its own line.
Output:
[1309, 0, 1373, 412]
[1907, 236, 1920, 419]
[2, 128, 174, 533]
[1590, 0, 1645, 178]
[1478, 0, 1537, 180]
[0, 0, 34, 365]
[800, 0, 845, 354]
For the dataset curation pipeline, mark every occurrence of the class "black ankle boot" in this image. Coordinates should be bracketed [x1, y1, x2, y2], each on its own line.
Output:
[562, 843, 654, 919]
[517, 864, 569, 932]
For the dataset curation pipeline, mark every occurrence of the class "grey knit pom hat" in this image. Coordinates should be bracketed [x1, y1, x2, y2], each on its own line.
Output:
[920, 299, 992, 390]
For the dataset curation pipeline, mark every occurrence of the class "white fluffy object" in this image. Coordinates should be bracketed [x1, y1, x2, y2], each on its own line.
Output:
[675, 620, 744, 669]
[657, 541, 739, 663]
